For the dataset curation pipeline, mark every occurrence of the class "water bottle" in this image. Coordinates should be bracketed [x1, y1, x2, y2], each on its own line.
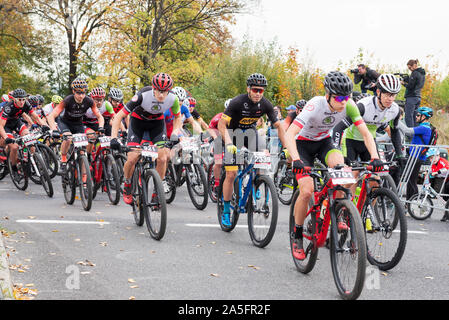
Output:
[353, 186, 361, 205]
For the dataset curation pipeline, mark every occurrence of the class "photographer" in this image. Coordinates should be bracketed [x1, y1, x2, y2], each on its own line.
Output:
[351, 64, 380, 95]
[403, 59, 426, 127]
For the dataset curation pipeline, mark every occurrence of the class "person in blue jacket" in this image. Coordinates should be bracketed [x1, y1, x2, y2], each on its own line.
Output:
[397, 106, 434, 200]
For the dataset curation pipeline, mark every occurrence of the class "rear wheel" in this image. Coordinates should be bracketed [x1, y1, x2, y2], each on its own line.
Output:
[407, 193, 433, 220]
[62, 160, 76, 205]
[104, 154, 120, 205]
[77, 155, 93, 211]
[131, 168, 144, 226]
[8, 156, 28, 191]
[207, 163, 218, 203]
[164, 163, 177, 204]
[186, 164, 208, 210]
[217, 171, 240, 232]
[274, 159, 294, 205]
[37, 144, 58, 179]
[33, 152, 54, 197]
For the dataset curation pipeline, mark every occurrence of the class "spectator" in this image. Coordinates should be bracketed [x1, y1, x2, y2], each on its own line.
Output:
[403, 59, 426, 127]
[397, 107, 434, 202]
[351, 64, 380, 95]
[426, 148, 449, 221]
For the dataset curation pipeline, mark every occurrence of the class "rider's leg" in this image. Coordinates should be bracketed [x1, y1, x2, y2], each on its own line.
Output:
[156, 147, 169, 180]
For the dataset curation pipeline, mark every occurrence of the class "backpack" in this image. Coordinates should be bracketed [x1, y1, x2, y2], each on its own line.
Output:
[419, 124, 438, 156]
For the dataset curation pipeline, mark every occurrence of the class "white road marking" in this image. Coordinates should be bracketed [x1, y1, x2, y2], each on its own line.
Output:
[186, 223, 268, 229]
[16, 219, 110, 225]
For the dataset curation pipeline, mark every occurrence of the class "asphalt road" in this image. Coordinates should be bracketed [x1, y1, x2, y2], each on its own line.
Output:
[1, 176, 449, 300]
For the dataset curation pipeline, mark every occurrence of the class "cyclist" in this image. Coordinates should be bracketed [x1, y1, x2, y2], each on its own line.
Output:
[283, 100, 306, 131]
[0, 88, 50, 178]
[83, 87, 113, 136]
[110, 73, 182, 204]
[42, 95, 63, 119]
[217, 73, 287, 227]
[47, 78, 104, 172]
[108, 88, 128, 129]
[283, 71, 381, 260]
[184, 97, 209, 131]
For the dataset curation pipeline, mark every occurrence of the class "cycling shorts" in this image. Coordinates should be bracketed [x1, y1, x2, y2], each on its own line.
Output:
[127, 117, 166, 146]
[296, 137, 342, 167]
[4, 119, 27, 138]
[57, 118, 87, 135]
[345, 138, 371, 162]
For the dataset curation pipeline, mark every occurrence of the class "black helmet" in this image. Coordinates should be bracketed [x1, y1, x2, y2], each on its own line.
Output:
[295, 99, 307, 110]
[247, 73, 267, 87]
[12, 88, 27, 99]
[36, 94, 45, 104]
[28, 95, 39, 107]
[324, 71, 353, 96]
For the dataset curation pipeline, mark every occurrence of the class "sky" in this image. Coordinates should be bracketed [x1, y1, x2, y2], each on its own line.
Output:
[230, 0, 449, 76]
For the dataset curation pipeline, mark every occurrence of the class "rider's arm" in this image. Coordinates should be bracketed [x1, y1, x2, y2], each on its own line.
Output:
[218, 116, 232, 146]
[92, 105, 105, 128]
[111, 109, 127, 139]
[0, 118, 8, 140]
[198, 117, 209, 131]
[389, 114, 404, 157]
[22, 113, 34, 127]
[47, 102, 65, 131]
[284, 121, 302, 161]
[30, 111, 47, 127]
[396, 120, 414, 137]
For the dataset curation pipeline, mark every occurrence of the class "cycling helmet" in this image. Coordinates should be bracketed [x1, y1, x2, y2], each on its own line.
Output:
[109, 88, 123, 101]
[36, 94, 44, 105]
[28, 95, 39, 107]
[172, 87, 187, 102]
[295, 99, 307, 110]
[247, 73, 268, 87]
[324, 71, 353, 96]
[71, 78, 88, 92]
[416, 106, 433, 119]
[2, 94, 9, 102]
[377, 74, 401, 94]
[187, 97, 196, 108]
[224, 98, 232, 109]
[90, 87, 106, 99]
[152, 73, 174, 91]
[11, 88, 27, 99]
[51, 95, 63, 104]
[426, 148, 439, 158]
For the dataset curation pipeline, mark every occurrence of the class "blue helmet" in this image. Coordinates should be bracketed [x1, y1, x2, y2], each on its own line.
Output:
[417, 106, 433, 119]
[426, 148, 439, 158]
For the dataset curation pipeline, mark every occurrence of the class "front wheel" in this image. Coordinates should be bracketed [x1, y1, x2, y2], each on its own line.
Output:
[143, 169, 167, 240]
[186, 164, 208, 210]
[247, 175, 278, 248]
[217, 171, 240, 232]
[62, 160, 76, 205]
[164, 163, 177, 204]
[33, 152, 54, 197]
[8, 155, 28, 191]
[77, 155, 93, 211]
[407, 193, 433, 220]
[329, 199, 366, 300]
[103, 154, 121, 205]
[274, 159, 294, 206]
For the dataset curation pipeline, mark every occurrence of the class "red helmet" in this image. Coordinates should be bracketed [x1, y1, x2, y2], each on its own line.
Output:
[152, 73, 174, 91]
[90, 87, 106, 99]
[187, 97, 196, 107]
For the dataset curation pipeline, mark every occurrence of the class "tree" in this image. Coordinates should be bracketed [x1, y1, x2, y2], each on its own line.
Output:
[24, 0, 117, 91]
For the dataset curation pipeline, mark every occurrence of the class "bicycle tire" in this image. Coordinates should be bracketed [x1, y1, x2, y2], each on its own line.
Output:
[77, 155, 93, 211]
[289, 189, 319, 274]
[217, 171, 240, 232]
[329, 199, 366, 300]
[164, 163, 177, 204]
[62, 160, 76, 205]
[407, 193, 433, 220]
[247, 175, 278, 248]
[143, 169, 167, 240]
[37, 143, 58, 179]
[0, 149, 9, 180]
[207, 163, 217, 203]
[186, 164, 208, 210]
[274, 159, 294, 206]
[131, 168, 144, 226]
[365, 187, 407, 271]
[104, 154, 120, 205]
[380, 173, 398, 194]
[8, 156, 28, 191]
[33, 152, 54, 197]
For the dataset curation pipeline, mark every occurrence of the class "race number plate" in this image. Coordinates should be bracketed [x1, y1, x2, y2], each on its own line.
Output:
[254, 151, 271, 170]
[328, 167, 356, 185]
[99, 136, 111, 147]
[72, 134, 89, 147]
[22, 133, 37, 146]
[141, 145, 158, 159]
[181, 137, 198, 152]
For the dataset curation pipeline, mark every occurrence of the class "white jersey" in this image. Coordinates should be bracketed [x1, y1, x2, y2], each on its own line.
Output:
[345, 96, 400, 141]
[293, 96, 363, 141]
[42, 103, 54, 117]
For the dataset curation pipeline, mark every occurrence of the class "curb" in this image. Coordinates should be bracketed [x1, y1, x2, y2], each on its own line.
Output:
[0, 231, 14, 300]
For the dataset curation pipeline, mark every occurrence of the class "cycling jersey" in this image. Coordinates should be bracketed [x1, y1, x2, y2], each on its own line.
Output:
[164, 105, 191, 138]
[222, 94, 278, 130]
[1, 101, 34, 138]
[293, 96, 363, 141]
[113, 102, 125, 114]
[42, 103, 54, 117]
[209, 112, 223, 130]
[124, 86, 180, 121]
[58, 95, 95, 123]
[83, 101, 114, 124]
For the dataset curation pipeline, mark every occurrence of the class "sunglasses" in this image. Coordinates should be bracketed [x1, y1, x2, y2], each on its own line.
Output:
[333, 95, 350, 103]
[74, 91, 86, 95]
[251, 88, 265, 94]
[16, 98, 27, 102]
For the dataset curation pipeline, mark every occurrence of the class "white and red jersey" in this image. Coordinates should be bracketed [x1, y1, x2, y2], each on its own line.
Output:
[431, 157, 449, 178]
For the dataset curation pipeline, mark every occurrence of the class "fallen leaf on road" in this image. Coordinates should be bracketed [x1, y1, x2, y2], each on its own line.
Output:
[128, 279, 136, 283]
[130, 285, 139, 289]
[210, 241, 216, 245]
[100, 242, 108, 247]
[81, 272, 91, 275]
[425, 276, 434, 280]
[25, 284, 35, 287]
[52, 230, 59, 233]
[27, 216, 36, 220]
[150, 250, 156, 254]
[210, 273, 219, 277]
[74, 239, 81, 242]
[129, 296, 136, 300]
[226, 251, 233, 254]
[382, 272, 388, 276]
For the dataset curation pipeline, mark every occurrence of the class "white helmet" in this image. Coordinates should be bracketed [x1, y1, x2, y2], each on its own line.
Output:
[224, 98, 232, 109]
[172, 86, 187, 102]
[2, 94, 9, 102]
[377, 74, 401, 94]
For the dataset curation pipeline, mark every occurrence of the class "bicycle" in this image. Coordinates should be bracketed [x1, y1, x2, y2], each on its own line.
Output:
[7, 132, 54, 197]
[273, 149, 295, 205]
[352, 161, 407, 271]
[90, 134, 121, 205]
[28, 128, 59, 183]
[0, 145, 8, 181]
[407, 165, 447, 220]
[289, 165, 366, 300]
[122, 141, 177, 240]
[60, 133, 93, 211]
[217, 148, 278, 248]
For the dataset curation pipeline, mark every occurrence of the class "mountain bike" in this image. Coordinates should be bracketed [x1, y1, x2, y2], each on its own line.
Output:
[289, 165, 366, 300]
[217, 148, 278, 248]
[90, 135, 121, 205]
[352, 161, 407, 271]
[273, 149, 295, 205]
[60, 133, 93, 211]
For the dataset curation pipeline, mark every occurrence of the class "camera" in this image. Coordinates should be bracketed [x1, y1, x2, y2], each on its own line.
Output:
[394, 73, 410, 83]
[350, 68, 359, 74]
